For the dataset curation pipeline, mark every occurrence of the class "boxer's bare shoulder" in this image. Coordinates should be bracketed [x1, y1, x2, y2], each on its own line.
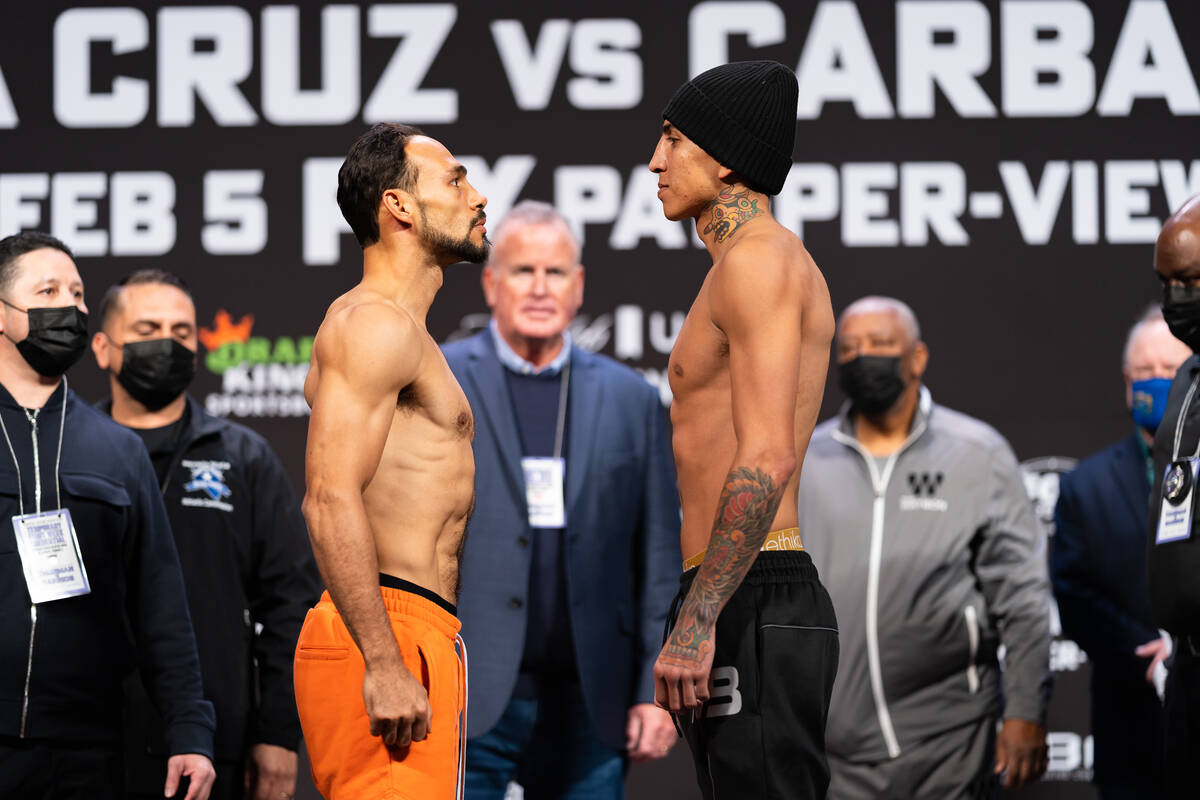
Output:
[305, 287, 474, 603]
[669, 223, 833, 557]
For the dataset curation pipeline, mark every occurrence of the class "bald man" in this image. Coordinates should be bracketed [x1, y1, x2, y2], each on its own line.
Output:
[1147, 194, 1200, 796]
[1053, 306, 1187, 799]
[798, 296, 1051, 798]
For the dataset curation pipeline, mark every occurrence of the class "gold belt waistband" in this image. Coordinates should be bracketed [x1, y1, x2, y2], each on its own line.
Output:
[682, 527, 803, 571]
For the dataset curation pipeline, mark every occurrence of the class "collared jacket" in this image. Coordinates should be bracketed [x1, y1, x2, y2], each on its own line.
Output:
[106, 395, 321, 763]
[443, 331, 681, 750]
[0, 382, 214, 756]
[798, 388, 1051, 762]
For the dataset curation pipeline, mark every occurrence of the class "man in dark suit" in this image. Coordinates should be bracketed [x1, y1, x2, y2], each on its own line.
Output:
[442, 201, 681, 798]
[1052, 306, 1190, 798]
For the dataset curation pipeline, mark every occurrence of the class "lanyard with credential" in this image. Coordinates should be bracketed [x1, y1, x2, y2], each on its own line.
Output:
[0, 377, 67, 515]
[1158, 372, 1200, 546]
[553, 360, 570, 460]
[522, 360, 571, 530]
[0, 377, 90, 604]
[1170, 373, 1200, 466]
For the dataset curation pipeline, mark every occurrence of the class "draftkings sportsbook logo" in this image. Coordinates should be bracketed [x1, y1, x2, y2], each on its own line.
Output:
[199, 310, 312, 418]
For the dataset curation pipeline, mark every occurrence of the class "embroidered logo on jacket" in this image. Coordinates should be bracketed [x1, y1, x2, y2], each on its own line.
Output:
[900, 471, 948, 511]
[181, 459, 234, 512]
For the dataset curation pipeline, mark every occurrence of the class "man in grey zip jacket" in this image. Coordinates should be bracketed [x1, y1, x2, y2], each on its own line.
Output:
[799, 297, 1051, 798]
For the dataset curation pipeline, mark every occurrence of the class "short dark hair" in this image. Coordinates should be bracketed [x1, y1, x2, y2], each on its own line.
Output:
[0, 231, 74, 295]
[98, 269, 193, 330]
[338, 123, 425, 248]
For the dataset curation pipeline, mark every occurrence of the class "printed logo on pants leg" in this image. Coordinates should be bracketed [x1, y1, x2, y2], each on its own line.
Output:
[705, 666, 742, 718]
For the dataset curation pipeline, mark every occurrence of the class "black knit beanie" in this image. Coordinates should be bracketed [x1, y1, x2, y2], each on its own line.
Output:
[663, 60, 798, 196]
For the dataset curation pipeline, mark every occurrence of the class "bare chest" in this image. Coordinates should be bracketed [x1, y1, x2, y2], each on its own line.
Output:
[668, 287, 729, 403]
[396, 345, 474, 440]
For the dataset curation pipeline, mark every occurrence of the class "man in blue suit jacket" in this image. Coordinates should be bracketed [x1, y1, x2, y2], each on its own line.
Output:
[442, 201, 681, 799]
[1052, 308, 1190, 799]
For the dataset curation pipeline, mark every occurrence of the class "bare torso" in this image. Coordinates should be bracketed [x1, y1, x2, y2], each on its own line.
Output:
[668, 227, 834, 560]
[305, 292, 474, 603]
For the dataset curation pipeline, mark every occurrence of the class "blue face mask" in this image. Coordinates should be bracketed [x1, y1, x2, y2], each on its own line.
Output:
[1132, 377, 1172, 434]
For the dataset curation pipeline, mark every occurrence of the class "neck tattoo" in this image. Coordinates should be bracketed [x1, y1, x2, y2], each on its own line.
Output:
[701, 188, 763, 243]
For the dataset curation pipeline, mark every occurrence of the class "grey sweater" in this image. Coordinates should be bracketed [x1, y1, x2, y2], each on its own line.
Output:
[798, 388, 1051, 763]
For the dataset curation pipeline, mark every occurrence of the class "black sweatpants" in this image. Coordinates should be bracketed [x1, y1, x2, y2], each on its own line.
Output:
[1167, 638, 1200, 798]
[665, 551, 840, 800]
[0, 736, 124, 799]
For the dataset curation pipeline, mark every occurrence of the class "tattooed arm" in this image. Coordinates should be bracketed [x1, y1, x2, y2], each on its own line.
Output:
[655, 238, 806, 713]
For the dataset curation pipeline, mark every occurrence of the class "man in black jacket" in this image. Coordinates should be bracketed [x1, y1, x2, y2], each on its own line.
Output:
[91, 269, 320, 800]
[0, 232, 216, 800]
[1148, 194, 1200, 797]
[1053, 306, 1189, 798]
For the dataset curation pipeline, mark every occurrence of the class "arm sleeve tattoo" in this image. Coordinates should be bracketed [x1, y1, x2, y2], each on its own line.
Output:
[664, 466, 785, 663]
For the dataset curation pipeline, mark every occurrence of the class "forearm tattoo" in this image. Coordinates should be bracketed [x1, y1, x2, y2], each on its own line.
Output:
[701, 188, 764, 243]
[663, 466, 785, 667]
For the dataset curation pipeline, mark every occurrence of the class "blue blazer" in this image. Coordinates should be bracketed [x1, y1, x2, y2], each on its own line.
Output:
[442, 330, 681, 749]
[1052, 433, 1163, 788]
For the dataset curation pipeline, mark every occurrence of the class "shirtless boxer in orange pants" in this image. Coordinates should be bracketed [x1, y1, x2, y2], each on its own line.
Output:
[295, 123, 489, 800]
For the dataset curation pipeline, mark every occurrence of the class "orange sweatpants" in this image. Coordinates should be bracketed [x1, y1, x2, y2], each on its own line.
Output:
[294, 587, 466, 800]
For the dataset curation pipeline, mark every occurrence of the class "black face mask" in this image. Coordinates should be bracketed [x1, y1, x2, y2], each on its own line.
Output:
[839, 355, 906, 416]
[1163, 285, 1200, 352]
[115, 337, 197, 411]
[1, 300, 89, 377]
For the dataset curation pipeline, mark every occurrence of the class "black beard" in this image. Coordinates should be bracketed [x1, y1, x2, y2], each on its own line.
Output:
[420, 209, 491, 264]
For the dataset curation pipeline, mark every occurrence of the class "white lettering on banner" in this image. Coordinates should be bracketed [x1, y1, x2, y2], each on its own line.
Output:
[492, 19, 572, 110]
[262, 6, 360, 125]
[685, 0, 1198, 119]
[53, 8, 149, 128]
[41, 1, 1200, 127]
[301, 157, 349, 266]
[1002, 1, 1095, 117]
[158, 7, 257, 127]
[842, 164, 899, 247]
[0, 172, 178, 256]
[1071, 161, 1100, 245]
[51, 173, 107, 256]
[363, 4, 458, 124]
[1096, 0, 1200, 116]
[203, 171, 267, 256]
[567, 20, 641, 109]
[999, 161, 1071, 246]
[1105, 160, 1160, 244]
[776, 165, 839, 241]
[554, 166, 622, 247]
[6, 157, 1199, 256]
[0, 63, 15, 128]
[1161, 160, 1200, 213]
[1046, 731, 1094, 777]
[492, 18, 643, 111]
[110, 172, 175, 256]
[0, 175, 49, 236]
[898, 1, 997, 118]
[795, 2, 893, 119]
[901, 163, 969, 246]
[688, 2, 785, 78]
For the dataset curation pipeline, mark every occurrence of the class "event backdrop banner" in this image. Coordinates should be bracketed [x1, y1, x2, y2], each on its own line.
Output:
[5, 1, 1199, 796]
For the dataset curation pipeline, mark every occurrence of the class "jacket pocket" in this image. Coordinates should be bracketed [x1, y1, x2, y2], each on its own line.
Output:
[964, 605, 980, 694]
[60, 471, 132, 508]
